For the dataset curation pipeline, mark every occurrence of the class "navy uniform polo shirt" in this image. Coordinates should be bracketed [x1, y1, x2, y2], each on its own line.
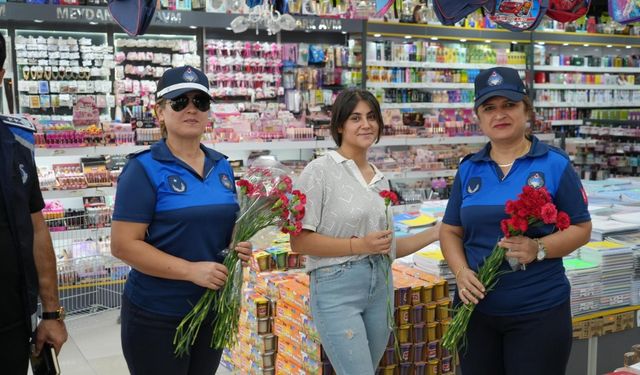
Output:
[112, 139, 239, 317]
[443, 135, 591, 316]
[0, 115, 44, 332]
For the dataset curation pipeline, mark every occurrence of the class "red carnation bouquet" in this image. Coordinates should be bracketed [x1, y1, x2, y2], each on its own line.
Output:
[174, 160, 306, 356]
[442, 186, 570, 352]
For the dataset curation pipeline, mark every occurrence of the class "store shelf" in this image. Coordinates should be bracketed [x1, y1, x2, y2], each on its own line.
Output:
[533, 30, 640, 48]
[367, 82, 475, 89]
[380, 102, 474, 110]
[550, 119, 584, 127]
[534, 65, 640, 73]
[42, 187, 116, 199]
[35, 145, 149, 157]
[535, 102, 640, 108]
[366, 22, 533, 43]
[366, 60, 526, 71]
[584, 119, 640, 125]
[536, 84, 640, 90]
[383, 169, 457, 180]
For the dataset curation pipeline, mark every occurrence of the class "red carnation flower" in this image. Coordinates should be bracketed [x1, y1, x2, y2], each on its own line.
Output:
[540, 203, 558, 224]
[556, 211, 570, 230]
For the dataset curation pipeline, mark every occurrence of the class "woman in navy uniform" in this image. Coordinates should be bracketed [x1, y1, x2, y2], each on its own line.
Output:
[111, 66, 252, 375]
[440, 67, 592, 375]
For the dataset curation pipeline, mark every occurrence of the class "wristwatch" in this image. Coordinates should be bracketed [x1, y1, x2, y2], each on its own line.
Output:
[41, 306, 66, 321]
[535, 238, 547, 261]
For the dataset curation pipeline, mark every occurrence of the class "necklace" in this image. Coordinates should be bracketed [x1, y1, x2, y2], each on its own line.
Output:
[493, 141, 531, 169]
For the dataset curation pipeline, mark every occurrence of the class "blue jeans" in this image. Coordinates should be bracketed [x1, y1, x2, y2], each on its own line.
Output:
[310, 255, 393, 375]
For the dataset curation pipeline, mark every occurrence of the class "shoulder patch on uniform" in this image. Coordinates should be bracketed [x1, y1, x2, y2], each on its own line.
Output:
[0, 115, 36, 132]
[127, 149, 151, 159]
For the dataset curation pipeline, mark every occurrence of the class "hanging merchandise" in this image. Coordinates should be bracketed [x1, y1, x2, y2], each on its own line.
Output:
[108, 0, 157, 37]
[491, 0, 548, 31]
[610, 0, 640, 24]
[546, 0, 590, 23]
[309, 45, 325, 64]
[433, 0, 494, 26]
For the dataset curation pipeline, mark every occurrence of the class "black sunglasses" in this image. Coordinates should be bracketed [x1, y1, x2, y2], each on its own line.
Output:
[168, 94, 212, 112]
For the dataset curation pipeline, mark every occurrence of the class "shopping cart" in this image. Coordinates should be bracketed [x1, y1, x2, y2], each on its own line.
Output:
[46, 211, 130, 320]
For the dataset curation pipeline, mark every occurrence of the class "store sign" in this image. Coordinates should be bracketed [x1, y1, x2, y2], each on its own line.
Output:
[154, 10, 182, 25]
[54, 7, 181, 25]
[296, 18, 343, 32]
[56, 7, 112, 22]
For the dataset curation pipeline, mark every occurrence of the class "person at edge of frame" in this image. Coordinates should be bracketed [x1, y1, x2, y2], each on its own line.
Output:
[0, 32, 68, 375]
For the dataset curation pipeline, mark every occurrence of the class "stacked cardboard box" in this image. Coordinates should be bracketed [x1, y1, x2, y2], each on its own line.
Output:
[376, 264, 455, 375]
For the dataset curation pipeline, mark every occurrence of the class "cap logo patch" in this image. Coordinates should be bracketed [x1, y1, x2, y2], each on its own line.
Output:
[182, 68, 198, 83]
[487, 71, 503, 86]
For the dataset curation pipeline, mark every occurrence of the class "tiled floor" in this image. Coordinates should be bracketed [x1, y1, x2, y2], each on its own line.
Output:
[36, 309, 233, 375]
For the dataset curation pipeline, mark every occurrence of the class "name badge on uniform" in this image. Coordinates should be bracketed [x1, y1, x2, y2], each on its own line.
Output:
[527, 172, 545, 189]
[466, 177, 482, 194]
[219, 173, 233, 191]
[168, 175, 187, 193]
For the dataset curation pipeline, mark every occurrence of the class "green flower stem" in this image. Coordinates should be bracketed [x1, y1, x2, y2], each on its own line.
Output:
[173, 198, 284, 356]
[441, 244, 508, 353]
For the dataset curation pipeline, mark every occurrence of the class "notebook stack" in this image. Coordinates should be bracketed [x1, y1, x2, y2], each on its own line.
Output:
[579, 241, 634, 309]
[563, 258, 602, 316]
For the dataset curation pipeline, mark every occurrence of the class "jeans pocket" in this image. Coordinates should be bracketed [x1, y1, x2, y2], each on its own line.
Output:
[314, 264, 345, 283]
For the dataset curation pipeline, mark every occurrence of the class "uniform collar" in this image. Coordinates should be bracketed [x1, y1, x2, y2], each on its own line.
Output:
[150, 138, 226, 163]
[469, 135, 547, 163]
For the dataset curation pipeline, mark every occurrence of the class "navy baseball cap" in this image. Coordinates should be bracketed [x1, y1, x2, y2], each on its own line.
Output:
[156, 66, 211, 99]
[474, 67, 527, 109]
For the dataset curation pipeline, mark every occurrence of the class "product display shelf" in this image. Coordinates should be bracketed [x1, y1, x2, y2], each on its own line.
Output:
[536, 102, 640, 108]
[33, 134, 556, 158]
[367, 82, 475, 89]
[536, 84, 640, 90]
[380, 102, 474, 109]
[366, 21, 533, 44]
[41, 186, 116, 200]
[534, 65, 640, 74]
[550, 119, 585, 127]
[365, 60, 526, 70]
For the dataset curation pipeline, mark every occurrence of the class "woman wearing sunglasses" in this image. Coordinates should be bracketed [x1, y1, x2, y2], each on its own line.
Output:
[110, 65, 252, 375]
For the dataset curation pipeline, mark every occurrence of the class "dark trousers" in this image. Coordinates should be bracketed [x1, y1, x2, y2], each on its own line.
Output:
[0, 321, 30, 375]
[121, 295, 223, 375]
[459, 299, 572, 375]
